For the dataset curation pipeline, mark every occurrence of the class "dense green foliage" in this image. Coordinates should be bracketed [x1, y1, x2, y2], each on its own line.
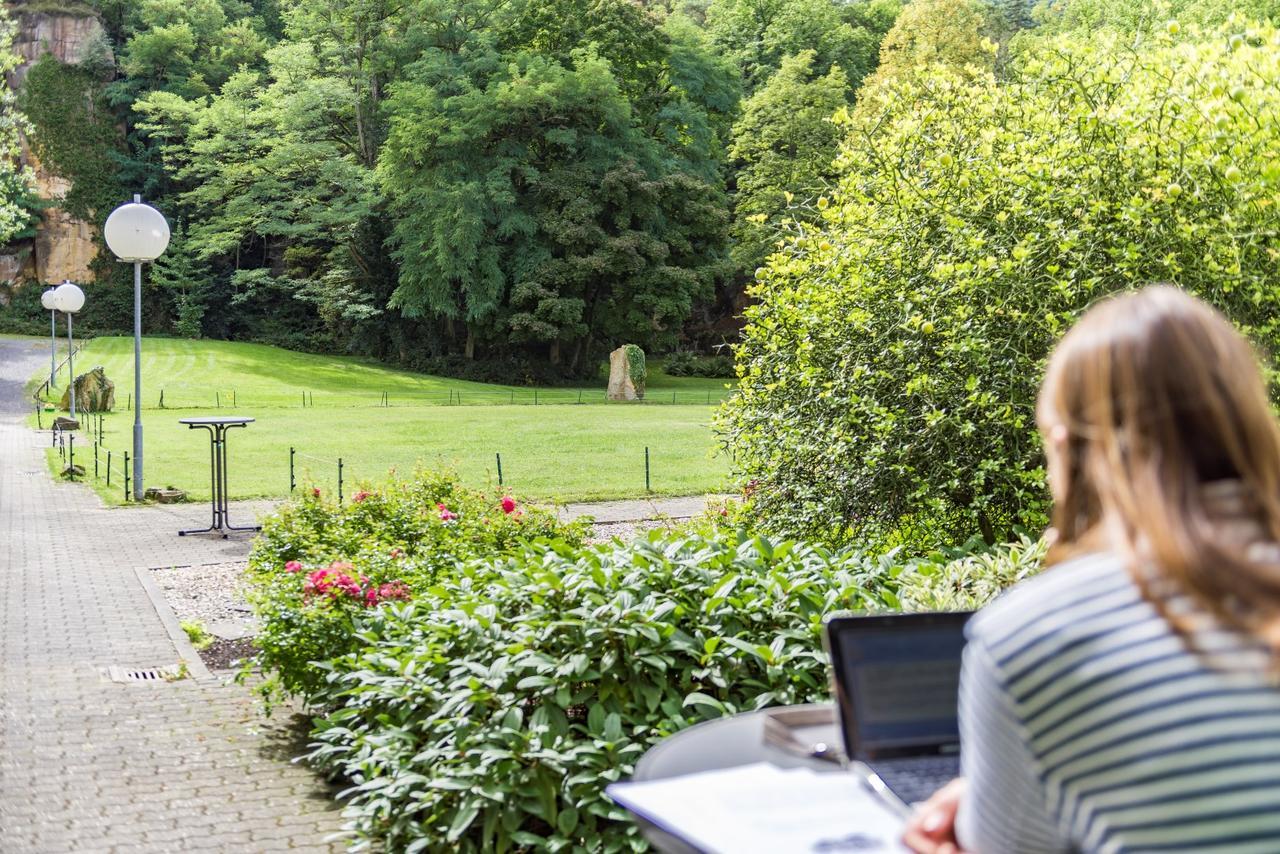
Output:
[722, 15, 1280, 546]
[248, 469, 586, 698]
[662, 350, 735, 378]
[0, 8, 41, 246]
[246, 484, 1041, 850]
[5, 0, 906, 375]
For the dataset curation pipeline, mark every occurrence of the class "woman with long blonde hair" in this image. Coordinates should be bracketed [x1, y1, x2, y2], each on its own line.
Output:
[905, 286, 1280, 853]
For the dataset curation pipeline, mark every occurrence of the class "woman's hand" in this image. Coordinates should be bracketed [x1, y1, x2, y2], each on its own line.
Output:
[902, 777, 971, 854]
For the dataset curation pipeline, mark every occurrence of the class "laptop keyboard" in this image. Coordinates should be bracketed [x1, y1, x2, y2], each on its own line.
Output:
[871, 755, 960, 806]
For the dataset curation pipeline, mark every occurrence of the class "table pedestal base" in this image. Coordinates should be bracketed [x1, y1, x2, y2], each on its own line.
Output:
[178, 422, 262, 539]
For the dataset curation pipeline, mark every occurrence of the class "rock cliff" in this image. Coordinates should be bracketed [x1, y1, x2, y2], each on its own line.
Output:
[2, 7, 110, 288]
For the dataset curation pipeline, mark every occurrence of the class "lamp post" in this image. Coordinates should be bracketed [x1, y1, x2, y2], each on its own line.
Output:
[41, 287, 57, 390]
[52, 281, 85, 419]
[104, 195, 170, 502]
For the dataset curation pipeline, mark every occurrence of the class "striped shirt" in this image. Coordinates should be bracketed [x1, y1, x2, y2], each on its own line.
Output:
[954, 551, 1280, 854]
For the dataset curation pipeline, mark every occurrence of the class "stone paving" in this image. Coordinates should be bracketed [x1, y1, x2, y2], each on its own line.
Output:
[0, 338, 346, 852]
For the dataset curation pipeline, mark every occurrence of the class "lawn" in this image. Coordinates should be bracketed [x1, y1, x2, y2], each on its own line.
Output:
[33, 338, 734, 504]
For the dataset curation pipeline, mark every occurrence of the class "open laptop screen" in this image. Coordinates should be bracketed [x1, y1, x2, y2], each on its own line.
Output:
[826, 613, 971, 758]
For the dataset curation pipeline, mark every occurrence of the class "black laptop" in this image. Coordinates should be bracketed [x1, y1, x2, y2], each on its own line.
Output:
[825, 612, 972, 809]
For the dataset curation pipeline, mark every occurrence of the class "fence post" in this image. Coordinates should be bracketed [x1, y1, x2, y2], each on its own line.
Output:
[673, 392, 677, 404]
[123, 452, 130, 501]
[159, 389, 165, 409]
[35, 402, 41, 430]
[107, 450, 112, 486]
[94, 440, 99, 479]
[289, 447, 296, 493]
[232, 389, 236, 407]
[496, 453, 503, 486]
[707, 390, 711, 404]
[510, 389, 515, 404]
[578, 389, 583, 404]
[216, 391, 220, 408]
[534, 389, 539, 406]
[127, 393, 131, 411]
[68, 434, 75, 480]
[337, 457, 344, 503]
[645, 446, 651, 493]
[302, 391, 306, 408]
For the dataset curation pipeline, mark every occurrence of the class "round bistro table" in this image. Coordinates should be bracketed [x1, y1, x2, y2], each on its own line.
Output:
[629, 703, 841, 853]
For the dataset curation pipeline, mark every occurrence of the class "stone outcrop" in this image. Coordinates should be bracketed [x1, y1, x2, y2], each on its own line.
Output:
[607, 345, 646, 401]
[59, 365, 115, 413]
[2, 10, 112, 289]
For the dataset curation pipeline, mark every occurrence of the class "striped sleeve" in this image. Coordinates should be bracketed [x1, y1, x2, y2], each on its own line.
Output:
[955, 635, 1072, 854]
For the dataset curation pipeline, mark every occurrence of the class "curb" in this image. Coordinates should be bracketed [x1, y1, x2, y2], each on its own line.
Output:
[134, 565, 214, 681]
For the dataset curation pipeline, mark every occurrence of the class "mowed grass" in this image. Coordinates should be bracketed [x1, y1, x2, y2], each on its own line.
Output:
[58, 336, 732, 408]
[33, 338, 734, 504]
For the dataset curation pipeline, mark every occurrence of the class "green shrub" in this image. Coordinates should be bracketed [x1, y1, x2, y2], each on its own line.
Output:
[662, 350, 736, 378]
[304, 530, 899, 852]
[720, 20, 1280, 547]
[302, 527, 1045, 851]
[247, 468, 587, 699]
[895, 536, 1047, 612]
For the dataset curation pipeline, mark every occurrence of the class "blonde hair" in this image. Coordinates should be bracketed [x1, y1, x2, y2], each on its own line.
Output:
[1039, 285, 1280, 651]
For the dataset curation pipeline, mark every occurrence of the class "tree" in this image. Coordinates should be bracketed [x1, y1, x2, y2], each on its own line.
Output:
[858, 0, 994, 96]
[380, 46, 727, 368]
[149, 221, 213, 337]
[0, 5, 39, 246]
[728, 50, 846, 271]
[705, 0, 898, 93]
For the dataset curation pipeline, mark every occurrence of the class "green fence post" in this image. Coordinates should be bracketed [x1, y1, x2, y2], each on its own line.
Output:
[645, 446, 651, 493]
[496, 453, 503, 486]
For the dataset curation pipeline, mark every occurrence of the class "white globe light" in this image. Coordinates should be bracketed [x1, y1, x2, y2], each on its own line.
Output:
[103, 201, 170, 262]
[53, 281, 85, 313]
[40, 288, 58, 310]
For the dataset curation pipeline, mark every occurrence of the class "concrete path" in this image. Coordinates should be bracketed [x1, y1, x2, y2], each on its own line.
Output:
[0, 337, 345, 852]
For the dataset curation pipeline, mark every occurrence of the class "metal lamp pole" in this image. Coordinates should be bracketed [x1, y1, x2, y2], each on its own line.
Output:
[104, 194, 170, 502]
[52, 281, 85, 419]
[67, 311, 75, 419]
[134, 240, 143, 500]
[41, 288, 57, 389]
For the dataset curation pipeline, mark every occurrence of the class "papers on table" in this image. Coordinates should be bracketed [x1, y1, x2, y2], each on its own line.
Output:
[607, 762, 910, 854]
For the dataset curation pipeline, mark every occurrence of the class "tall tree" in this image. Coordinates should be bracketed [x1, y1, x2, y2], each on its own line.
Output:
[380, 44, 727, 368]
[0, 5, 39, 246]
[728, 50, 846, 271]
[705, 0, 897, 94]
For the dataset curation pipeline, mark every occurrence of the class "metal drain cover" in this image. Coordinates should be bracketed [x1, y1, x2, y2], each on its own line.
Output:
[100, 665, 182, 684]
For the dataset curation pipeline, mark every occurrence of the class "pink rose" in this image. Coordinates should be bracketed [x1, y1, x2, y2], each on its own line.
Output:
[284, 560, 303, 573]
[353, 490, 372, 503]
[500, 496, 517, 514]
[312, 487, 321, 498]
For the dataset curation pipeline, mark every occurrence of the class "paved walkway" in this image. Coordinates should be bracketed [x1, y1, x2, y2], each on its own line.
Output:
[0, 338, 345, 852]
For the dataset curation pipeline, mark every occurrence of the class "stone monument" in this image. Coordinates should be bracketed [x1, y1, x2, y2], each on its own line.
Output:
[607, 345, 646, 401]
[59, 365, 115, 413]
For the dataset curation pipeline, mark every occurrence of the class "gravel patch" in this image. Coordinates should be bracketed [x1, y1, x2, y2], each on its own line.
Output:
[150, 561, 252, 625]
[586, 518, 685, 545]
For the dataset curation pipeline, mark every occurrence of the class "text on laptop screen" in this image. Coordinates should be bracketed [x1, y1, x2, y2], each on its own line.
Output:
[834, 625, 966, 752]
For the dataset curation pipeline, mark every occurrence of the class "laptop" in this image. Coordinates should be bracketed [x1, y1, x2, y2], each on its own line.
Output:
[825, 612, 972, 810]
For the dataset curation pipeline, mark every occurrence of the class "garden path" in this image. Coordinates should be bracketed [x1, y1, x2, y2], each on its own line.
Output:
[0, 337, 346, 852]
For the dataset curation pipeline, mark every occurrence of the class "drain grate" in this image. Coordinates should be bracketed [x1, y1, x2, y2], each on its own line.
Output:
[100, 664, 181, 684]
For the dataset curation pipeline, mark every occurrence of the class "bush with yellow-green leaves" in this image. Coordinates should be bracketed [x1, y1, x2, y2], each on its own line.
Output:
[721, 18, 1280, 547]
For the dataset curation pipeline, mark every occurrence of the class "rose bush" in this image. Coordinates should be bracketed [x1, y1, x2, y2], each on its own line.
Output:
[246, 468, 587, 699]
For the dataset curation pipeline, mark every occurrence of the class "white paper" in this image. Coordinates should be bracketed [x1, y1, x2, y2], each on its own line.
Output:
[607, 762, 910, 854]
